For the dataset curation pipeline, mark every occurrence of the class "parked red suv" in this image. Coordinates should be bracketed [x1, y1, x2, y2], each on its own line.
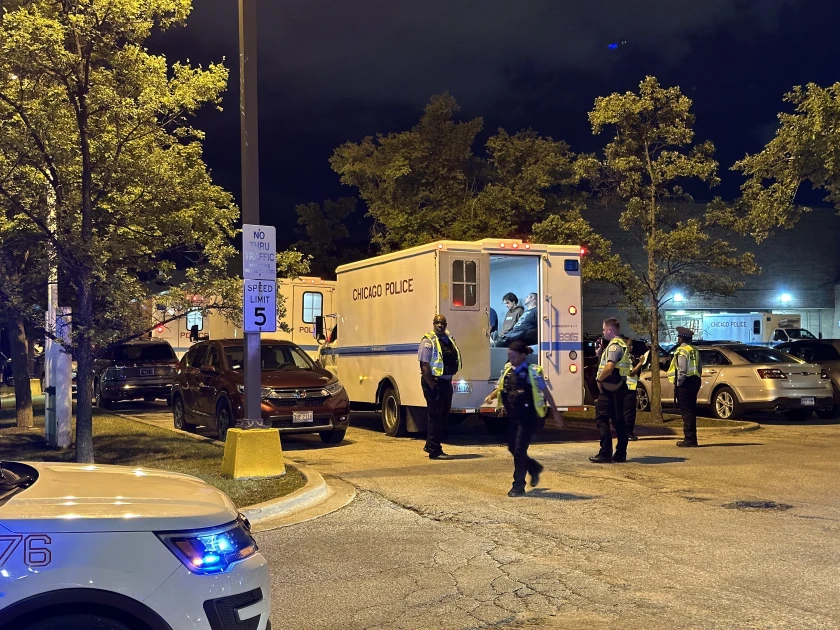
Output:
[171, 339, 350, 443]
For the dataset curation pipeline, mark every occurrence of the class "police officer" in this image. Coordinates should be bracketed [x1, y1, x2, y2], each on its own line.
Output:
[418, 315, 462, 459]
[484, 340, 561, 496]
[591, 318, 632, 463]
[668, 327, 702, 447]
[620, 335, 646, 441]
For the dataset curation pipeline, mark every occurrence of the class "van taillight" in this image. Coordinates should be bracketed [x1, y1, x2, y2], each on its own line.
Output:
[757, 369, 787, 380]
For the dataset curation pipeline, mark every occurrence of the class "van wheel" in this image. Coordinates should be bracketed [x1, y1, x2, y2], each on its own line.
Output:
[712, 387, 740, 419]
[216, 400, 233, 441]
[483, 416, 508, 435]
[381, 386, 406, 437]
[23, 613, 131, 630]
[319, 429, 346, 444]
[173, 395, 196, 433]
[636, 385, 651, 412]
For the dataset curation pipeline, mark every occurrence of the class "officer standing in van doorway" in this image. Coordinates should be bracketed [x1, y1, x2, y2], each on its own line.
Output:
[590, 318, 632, 463]
[419, 315, 462, 459]
[669, 327, 702, 447]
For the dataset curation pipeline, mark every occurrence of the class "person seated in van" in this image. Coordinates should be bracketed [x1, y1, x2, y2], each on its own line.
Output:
[496, 293, 538, 347]
[489, 307, 499, 336]
[499, 293, 525, 339]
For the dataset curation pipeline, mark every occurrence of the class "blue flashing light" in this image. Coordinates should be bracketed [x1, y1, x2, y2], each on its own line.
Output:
[157, 518, 258, 575]
[608, 42, 619, 50]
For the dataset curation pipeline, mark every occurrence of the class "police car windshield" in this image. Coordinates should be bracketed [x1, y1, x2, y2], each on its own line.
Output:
[786, 329, 816, 340]
[224, 345, 315, 371]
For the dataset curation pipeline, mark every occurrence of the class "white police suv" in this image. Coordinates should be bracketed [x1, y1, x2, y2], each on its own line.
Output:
[0, 461, 271, 630]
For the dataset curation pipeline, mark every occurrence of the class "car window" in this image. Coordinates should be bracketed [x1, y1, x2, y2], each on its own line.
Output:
[801, 344, 840, 362]
[224, 345, 315, 371]
[786, 329, 816, 340]
[731, 346, 803, 364]
[191, 344, 209, 368]
[700, 350, 730, 366]
[775, 344, 796, 357]
[207, 347, 221, 369]
[112, 343, 176, 362]
[773, 329, 787, 342]
[183, 345, 196, 367]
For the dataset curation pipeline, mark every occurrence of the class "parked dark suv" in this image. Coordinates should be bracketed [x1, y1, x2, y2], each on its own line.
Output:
[171, 339, 351, 443]
[93, 339, 178, 408]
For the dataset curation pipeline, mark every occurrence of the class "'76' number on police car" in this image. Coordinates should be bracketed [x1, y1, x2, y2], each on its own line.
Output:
[0, 535, 52, 569]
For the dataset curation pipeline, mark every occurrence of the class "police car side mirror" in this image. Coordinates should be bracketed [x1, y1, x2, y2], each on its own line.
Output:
[314, 316, 327, 345]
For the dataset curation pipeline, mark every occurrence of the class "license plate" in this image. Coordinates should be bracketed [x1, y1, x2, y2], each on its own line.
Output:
[453, 381, 471, 394]
[292, 411, 314, 423]
[802, 397, 815, 406]
[140, 368, 154, 376]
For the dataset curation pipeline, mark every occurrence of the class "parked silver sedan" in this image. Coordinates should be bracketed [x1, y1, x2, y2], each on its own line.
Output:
[775, 339, 840, 419]
[636, 344, 833, 421]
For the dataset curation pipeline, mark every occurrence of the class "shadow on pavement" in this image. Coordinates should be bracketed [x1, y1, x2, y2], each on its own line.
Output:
[628, 455, 687, 464]
[697, 442, 763, 448]
[524, 488, 597, 501]
[437, 454, 484, 460]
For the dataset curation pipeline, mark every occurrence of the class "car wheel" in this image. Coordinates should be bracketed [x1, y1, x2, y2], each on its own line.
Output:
[23, 613, 131, 630]
[784, 409, 812, 422]
[95, 380, 112, 410]
[636, 385, 651, 412]
[143, 395, 156, 402]
[712, 386, 740, 420]
[319, 428, 347, 444]
[216, 400, 233, 441]
[172, 395, 196, 433]
[381, 385, 406, 437]
[483, 416, 508, 434]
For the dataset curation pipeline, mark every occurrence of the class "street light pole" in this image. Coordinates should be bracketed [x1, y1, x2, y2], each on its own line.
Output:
[239, 0, 263, 428]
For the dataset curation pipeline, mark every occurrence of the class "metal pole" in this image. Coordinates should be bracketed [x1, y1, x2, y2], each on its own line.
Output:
[45, 188, 58, 446]
[239, 0, 262, 428]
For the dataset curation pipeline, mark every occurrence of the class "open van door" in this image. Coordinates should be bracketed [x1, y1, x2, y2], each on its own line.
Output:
[437, 250, 490, 390]
[539, 248, 583, 407]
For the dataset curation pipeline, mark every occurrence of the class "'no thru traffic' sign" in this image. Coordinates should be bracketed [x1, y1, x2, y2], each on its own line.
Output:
[242, 224, 277, 332]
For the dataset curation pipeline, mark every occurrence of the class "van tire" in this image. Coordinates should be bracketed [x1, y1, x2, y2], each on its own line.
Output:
[381, 385, 406, 437]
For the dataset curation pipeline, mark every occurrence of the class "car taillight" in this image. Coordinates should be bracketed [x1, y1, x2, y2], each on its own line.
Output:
[757, 369, 787, 380]
[821, 369, 829, 380]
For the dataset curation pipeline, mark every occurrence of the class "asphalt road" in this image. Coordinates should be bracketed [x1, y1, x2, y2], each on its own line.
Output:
[122, 402, 840, 629]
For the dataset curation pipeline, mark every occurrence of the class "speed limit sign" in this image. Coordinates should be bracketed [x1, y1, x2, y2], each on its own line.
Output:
[243, 279, 277, 333]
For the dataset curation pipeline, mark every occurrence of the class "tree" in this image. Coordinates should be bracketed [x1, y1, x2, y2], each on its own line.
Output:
[734, 82, 840, 240]
[330, 93, 585, 251]
[587, 77, 758, 420]
[292, 198, 363, 278]
[0, 0, 238, 462]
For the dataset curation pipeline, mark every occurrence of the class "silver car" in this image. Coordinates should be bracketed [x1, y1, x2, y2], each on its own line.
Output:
[636, 344, 833, 421]
[775, 339, 840, 419]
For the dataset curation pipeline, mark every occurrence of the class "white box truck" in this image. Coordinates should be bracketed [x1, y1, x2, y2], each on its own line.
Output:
[151, 277, 336, 359]
[695, 313, 816, 346]
[316, 238, 584, 436]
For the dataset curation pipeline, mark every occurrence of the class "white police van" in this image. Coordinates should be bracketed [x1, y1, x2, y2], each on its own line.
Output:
[0, 462, 270, 630]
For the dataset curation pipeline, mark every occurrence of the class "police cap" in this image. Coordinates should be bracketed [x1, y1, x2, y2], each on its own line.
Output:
[675, 326, 694, 339]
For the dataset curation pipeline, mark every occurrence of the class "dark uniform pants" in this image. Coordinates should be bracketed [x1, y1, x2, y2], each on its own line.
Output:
[623, 388, 637, 436]
[422, 377, 453, 453]
[676, 375, 701, 444]
[507, 413, 541, 492]
[595, 385, 629, 458]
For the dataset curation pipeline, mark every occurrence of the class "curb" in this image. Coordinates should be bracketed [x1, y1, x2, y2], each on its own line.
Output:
[697, 420, 760, 434]
[113, 412, 343, 526]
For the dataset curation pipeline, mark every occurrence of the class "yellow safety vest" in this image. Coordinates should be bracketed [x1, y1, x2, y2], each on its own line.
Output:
[423, 331, 462, 377]
[667, 344, 701, 383]
[496, 363, 549, 418]
[598, 337, 632, 378]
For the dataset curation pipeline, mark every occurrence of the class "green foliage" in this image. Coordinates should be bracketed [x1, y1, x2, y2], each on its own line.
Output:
[292, 198, 363, 278]
[0, 0, 238, 462]
[588, 77, 758, 420]
[734, 82, 840, 241]
[330, 92, 586, 251]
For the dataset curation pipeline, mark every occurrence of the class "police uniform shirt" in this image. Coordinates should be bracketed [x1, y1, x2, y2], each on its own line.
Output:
[418, 334, 458, 379]
[601, 341, 625, 388]
[502, 362, 544, 417]
[675, 350, 689, 385]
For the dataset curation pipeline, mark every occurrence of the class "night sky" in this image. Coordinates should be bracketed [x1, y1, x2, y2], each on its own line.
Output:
[150, 1, 840, 248]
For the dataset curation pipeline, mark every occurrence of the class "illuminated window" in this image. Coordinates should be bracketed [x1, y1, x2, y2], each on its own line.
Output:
[452, 260, 477, 308]
[302, 292, 323, 324]
[186, 309, 203, 331]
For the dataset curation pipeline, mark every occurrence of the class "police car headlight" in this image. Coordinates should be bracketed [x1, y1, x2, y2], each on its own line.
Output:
[322, 381, 344, 396]
[156, 517, 258, 575]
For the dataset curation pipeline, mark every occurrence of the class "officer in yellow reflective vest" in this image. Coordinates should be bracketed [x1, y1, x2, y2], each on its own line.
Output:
[484, 340, 561, 496]
[621, 335, 648, 442]
[418, 315, 462, 459]
[668, 327, 702, 447]
[591, 318, 633, 463]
